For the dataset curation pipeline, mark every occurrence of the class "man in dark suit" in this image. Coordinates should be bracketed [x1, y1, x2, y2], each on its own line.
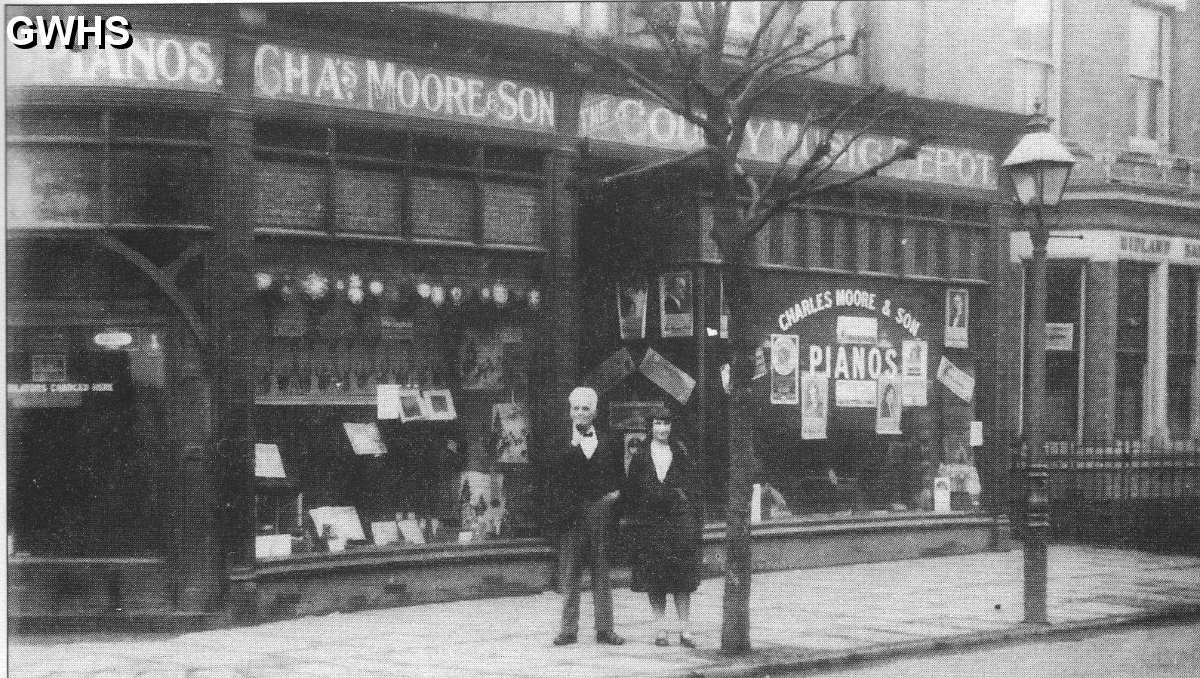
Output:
[547, 386, 626, 646]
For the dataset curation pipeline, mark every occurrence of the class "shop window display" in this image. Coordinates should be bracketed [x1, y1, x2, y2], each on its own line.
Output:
[248, 119, 548, 560]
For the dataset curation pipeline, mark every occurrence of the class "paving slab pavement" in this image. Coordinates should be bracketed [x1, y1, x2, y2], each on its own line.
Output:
[9, 544, 1200, 678]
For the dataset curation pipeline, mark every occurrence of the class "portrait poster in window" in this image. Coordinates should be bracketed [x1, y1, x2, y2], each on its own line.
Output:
[800, 372, 828, 440]
[875, 375, 902, 434]
[944, 288, 969, 348]
[900, 339, 928, 406]
[659, 271, 694, 338]
[492, 402, 530, 464]
[770, 334, 799, 405]
[616, 280, 648, 340]
[459, 333, 504, 390]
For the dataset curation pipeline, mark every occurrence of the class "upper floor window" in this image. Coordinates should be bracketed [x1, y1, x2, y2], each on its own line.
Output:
[1012, 0, 1059, 120]
[1128, 3, 1170, 150]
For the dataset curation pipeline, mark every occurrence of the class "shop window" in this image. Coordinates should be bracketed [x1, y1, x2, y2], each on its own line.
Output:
[6, 145, 104, 223]
[482, 182, 543, 246]
[255, 159, 327, 230]
[1116, 262, 1152, 438]
[413, 136, 476, 168]
[112, 108, 209, 140]
[252, 275, 543, 558]
[768, 210, 800, 265]
[255, 120, 328, 152]
[1128, 3, 1170, 150]
[482, 145, 543, 175]
[337, 167, 403, 234]
[8, 108, 102, 137]
[337, 128, 407, 159]
[111, 148, 212, 224]
[1167, 266, 1196, 438]
[410, 174, 477, 240]
[8, 106, 212, 229]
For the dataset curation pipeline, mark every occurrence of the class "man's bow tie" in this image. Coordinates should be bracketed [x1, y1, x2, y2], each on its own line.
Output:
[575, 425, 594, 437]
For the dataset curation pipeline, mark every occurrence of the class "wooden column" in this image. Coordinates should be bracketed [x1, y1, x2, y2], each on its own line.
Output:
[534, 143, 582, 482]
[189, 34, 259, 614]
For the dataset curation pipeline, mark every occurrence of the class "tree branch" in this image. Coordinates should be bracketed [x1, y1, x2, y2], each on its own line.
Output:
[574, 33, 719, 136]
[600, 147, 714, 187]
[743, 0, 786, 65]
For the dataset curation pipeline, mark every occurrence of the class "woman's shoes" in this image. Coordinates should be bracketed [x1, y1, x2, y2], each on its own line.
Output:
[654, 632, 670, 646]
[678, 633, 697, 649]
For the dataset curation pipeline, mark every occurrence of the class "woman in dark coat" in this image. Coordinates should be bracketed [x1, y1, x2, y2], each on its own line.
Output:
[624, 407, 702, 648]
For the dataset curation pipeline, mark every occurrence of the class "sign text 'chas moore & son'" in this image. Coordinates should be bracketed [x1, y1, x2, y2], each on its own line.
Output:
[254, 44, 556, 131]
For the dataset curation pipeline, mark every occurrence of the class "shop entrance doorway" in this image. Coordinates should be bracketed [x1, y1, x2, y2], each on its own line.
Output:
[7, 350, 154, 557]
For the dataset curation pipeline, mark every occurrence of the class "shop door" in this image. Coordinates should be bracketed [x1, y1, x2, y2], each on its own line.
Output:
[7, 350, 152, 556]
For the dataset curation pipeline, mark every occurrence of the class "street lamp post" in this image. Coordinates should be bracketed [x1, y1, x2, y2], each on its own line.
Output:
[1001, 106, 1076, 625]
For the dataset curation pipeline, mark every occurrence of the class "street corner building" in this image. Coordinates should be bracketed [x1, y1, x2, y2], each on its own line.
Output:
[6, 1, 1199, 630]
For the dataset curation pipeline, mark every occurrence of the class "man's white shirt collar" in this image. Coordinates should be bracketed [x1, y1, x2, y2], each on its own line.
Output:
[571, 425, 598, 459]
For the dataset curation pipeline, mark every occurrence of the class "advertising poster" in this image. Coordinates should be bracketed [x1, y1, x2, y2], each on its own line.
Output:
[900, 339, 929, 406]
[639, 348, 697, 404]
[585, 347, 636, 394]
[459, 333, 504, 390]
[342, 422, 388, 456]
[609, 401, 666, 431]
[616, 280, 648, 340]
[836, 316, 878, 345]
[659, 271, 694, 338]
[770, 334, 799, 405]
[753, 340, 769, 380]
[875, 375, 902, 434]
[376, 384, 402, 420]
[800, 372, 828, 440]
[836, 379, 877, 408]
[492, 402, 530, 464]
[945, 288, 969, 348]
[255, 443, 287, 478]
[937, 356, 975, 403]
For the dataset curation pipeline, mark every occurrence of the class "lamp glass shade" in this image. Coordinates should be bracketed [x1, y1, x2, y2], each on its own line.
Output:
[1011, 170, 1039, 206]
[1040, 162, 1073, 207]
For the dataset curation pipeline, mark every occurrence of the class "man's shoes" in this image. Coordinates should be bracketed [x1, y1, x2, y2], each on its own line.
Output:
[654, 632, 670, 647]
[596, 631, 626, 645]
[553, 633, 578, 646]
[678, 633, 697, 649]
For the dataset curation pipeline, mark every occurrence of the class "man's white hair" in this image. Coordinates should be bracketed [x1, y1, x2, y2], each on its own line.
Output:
[568, 386, 598, 407]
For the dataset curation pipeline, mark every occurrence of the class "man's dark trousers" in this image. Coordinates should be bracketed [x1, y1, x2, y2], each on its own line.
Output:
[558, 492, 619, 636]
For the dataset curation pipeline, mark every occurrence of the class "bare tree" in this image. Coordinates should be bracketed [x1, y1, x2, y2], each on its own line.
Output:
[572, 1, 931, 653]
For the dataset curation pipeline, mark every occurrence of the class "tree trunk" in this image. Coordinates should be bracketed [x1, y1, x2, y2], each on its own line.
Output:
[715, 195, 757, 654]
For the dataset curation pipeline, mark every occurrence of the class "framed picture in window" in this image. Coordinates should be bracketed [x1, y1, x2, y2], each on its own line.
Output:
[421, 388, 457, 421]
[659, 271, 694, 338]
[398, 387, 426, 423]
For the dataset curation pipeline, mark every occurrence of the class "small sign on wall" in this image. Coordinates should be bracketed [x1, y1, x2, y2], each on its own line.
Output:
[1046, 323, 1075, 351]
